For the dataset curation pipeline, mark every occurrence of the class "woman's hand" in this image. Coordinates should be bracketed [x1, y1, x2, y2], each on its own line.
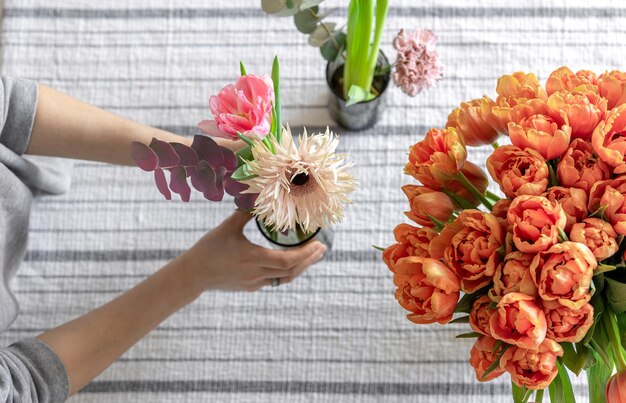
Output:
[180, 210, 327, 292]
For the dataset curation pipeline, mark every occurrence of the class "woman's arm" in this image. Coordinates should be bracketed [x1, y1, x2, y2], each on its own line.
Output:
[37, 211, 326, 395]
[25, 84, 240, 165]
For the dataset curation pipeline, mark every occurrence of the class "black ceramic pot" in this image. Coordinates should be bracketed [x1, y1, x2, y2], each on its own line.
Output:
[325, 50, 391, 131]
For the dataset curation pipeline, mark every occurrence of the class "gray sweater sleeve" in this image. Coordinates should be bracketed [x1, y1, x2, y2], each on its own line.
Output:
[0, 77, 38, 155]
[0, 77, 70, 402]
[0, 339, 69, 402]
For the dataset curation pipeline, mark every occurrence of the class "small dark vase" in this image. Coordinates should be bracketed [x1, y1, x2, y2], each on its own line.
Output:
[326, 51, 391, 131]
[256, 218, 334, 250]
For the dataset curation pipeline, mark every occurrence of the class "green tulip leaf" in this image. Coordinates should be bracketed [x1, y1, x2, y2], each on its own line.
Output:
[587, 356, 614, 403]
[605, 277, 626, 313]
[449, 315, 470, 324]
[346, 84, 370, 107]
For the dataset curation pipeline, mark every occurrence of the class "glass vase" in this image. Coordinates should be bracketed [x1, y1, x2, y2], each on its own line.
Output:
[256, 219, 333, 250]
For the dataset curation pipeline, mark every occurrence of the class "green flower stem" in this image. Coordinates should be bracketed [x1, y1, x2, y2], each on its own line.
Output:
[604, 309, 626, 372]
[455, 171, 494, 211]
[442, 188, 474, 210]
[491, 142, 500, 150]
[485, 190, 501, 201]
[535, 389, 544, 402]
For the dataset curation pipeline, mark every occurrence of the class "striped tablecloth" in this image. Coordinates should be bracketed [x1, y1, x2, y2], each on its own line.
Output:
[2, 1, 622, 401]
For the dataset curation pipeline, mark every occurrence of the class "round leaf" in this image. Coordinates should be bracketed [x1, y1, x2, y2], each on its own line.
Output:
[308, 22, 336, 47]
[320, 31, 346, 61]
[294, 6, 319, 34]
[131, 142, 158, 171]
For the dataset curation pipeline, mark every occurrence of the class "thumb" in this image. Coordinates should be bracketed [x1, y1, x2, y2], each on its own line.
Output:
[225, 209, 254, 231]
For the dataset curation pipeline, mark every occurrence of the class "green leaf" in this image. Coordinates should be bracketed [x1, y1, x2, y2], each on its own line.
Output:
[481, 344, 510, 380]
[449, 315, 470, 324]
[293, 6, 319, 34]
[454, 289, 488, 314]
[548, 361, 576, 403]
[346, 84, 371, 107]
[236, 146, 253, 165]
[617, 312, 626, 350]
[372, 245, 385, 252]
[561, 342, 595, 375]
[589, 204, 608, 219]
[308, 22, 337, 47]
[597, 264, 618, 275]
[587, 353, 614, 403]
[271, 56, 282, 140]
[511, 382, 533, 403]
[605, 277, 626, 313]
[239, 60, 247, 76]
[583, 290, 606, 346]
[320, 31, 346, 62]
[558, 226, 569, 242]
[454, 332, 482, 339]
[230, 164, 257, 181]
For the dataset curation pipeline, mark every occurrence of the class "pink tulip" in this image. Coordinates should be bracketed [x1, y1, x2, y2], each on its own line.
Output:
[198, 74, 274, 141]
[607, 371, 626, 402]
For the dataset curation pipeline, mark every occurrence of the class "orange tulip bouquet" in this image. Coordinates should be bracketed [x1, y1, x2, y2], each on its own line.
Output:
[381, 67, 626, 402]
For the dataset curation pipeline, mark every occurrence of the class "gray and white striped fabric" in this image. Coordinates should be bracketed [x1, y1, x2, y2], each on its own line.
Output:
[1, 0, 622, 401]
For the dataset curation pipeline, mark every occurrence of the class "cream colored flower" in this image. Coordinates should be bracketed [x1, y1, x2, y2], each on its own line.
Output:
[243, 126, 356, 232]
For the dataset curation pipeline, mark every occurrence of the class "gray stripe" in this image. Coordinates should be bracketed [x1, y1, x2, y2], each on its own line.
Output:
[14, 289, 392, 295]
[5, 7, 625, 19]
[80, 380, 504, 395]
[27, 227, 389, 234]
[2, 41, 616, 48]
[4, 326, 463, 334]
[115, 357, 467, 365]
[24, 249, 380, 262]
[34, 198, 409, 205]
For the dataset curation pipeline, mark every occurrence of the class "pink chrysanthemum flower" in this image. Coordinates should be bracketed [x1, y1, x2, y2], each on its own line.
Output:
[393, 29, 443, 96]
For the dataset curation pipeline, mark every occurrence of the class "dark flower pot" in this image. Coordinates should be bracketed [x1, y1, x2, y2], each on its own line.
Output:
[326, 50, 391, 131]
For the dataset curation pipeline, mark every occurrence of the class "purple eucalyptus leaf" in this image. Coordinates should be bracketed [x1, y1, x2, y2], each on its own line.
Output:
[168, 166, 191, 202]
[191, 135, 223, 167]
[171, 142, 199, 166]
[224, 174, 249, 197]
[154, 168, 171, 200]
[219, 146, 238, 172]
[234, 193, 258, 211]
[150, 138, 180, 168]
[211, 166, 227, 202]
[190, 161, 219, 201]
[131, 142, 158, 171]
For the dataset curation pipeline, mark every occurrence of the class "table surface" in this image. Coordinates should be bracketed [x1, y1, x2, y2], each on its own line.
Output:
[2, 0, 623, 401]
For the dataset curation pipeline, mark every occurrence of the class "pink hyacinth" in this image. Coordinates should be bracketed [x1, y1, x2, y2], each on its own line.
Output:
[198, 74, 274, 141]
[392, 29, 443, 96]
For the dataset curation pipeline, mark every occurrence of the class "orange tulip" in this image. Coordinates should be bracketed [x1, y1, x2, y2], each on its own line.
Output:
[489, 292, 547, 350]
[544, 186, 588, 232]
[599, 70, 626, 109]
[500, 339, 563, 390]
[607, 370, 626, 403]
[592, 104, 626, 174]
[393, 256, 460, 324]
[543, 300, 594, 343]
[546, 90, 607, 140]
[496, 72, 547, 107]
[430, 210, 504, 293]
[487, 145, 549, 199]
[446, 96, 500, 146]
[570, 218, 619, 261]
[557, 138, 612, 194]
[545, 66, 599, 95]
[530, 242, 596, 310]
[383, 224, 438, 272]
[469, 336, 506, 382]
[588, 177, 626, 236]
[490, 251, 538, 301]
[491, 198, 512, 220]
[507, 195, 567, 254]
[402, 185, 455, 226]
[469, 296, 496, 336]
[508, 100, 571, 160]
[383, 243, 409, 272]
[405, 127, 467, 189]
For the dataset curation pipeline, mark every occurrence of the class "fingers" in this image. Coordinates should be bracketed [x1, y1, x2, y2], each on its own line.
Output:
[257, 241, 326, 270]
[278, 246, 326, 285]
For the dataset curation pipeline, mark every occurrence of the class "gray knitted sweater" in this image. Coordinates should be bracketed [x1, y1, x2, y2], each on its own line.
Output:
[0, 77, 69, 402]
